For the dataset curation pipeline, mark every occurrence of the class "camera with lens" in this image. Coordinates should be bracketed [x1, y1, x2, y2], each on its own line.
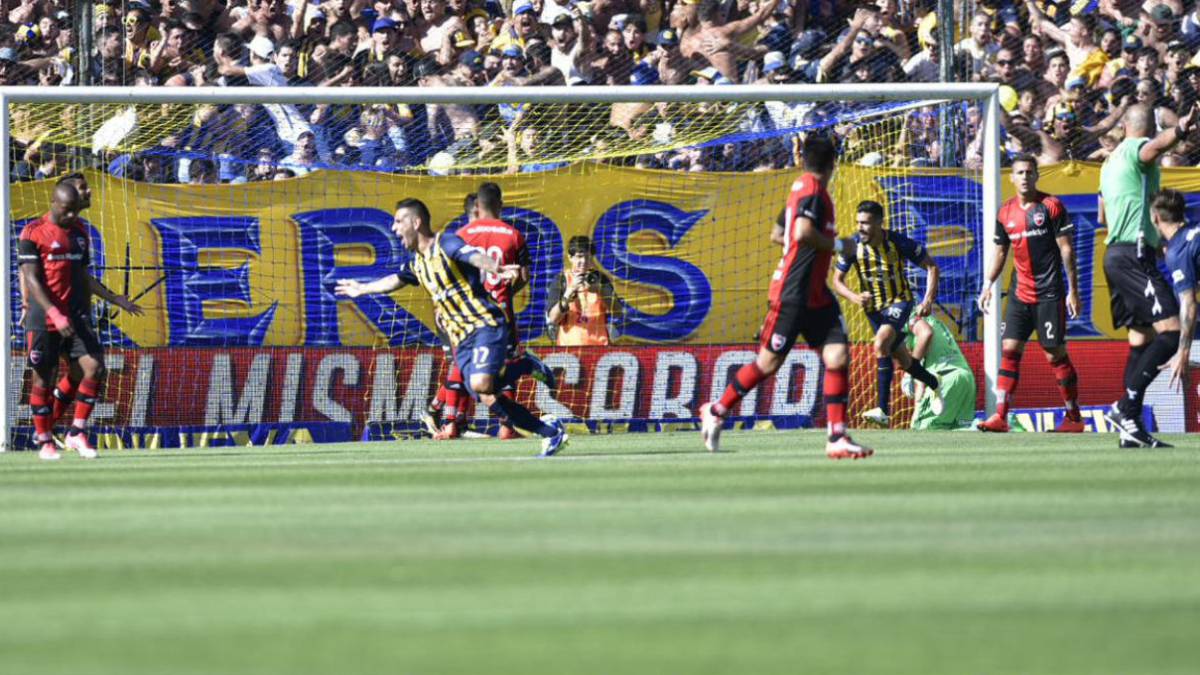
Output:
[583, 270, 601, 286]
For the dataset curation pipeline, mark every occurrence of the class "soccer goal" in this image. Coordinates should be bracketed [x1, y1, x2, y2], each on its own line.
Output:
[0, 83, 1002, 451]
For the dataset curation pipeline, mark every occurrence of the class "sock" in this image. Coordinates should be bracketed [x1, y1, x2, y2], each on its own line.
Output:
[996, 349, 1022, 418]
[489, 396, 555, 437]
[715, 362, 767, 417]
[454, 388, 472, 424]
[876, 358, 894, 414]
[30, 384, 52, 441]
[824, 367, 849, 441]
[1122, 331, 1180, 416]
[1121, 344, 1149, 415]
[904, 360, 939, 390]
[1049, 355, 1080, 417]
[50, 375, 77, 426]
[71, 378, 100, 430]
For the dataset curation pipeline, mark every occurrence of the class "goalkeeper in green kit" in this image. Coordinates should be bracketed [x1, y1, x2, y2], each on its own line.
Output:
[901, 315, 977, 430]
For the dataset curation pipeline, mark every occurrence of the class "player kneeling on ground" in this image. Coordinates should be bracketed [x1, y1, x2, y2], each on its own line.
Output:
[832, 200, 944, 427]
[337, 199, 568, 456]
[902, 315, 978, 430]
[700, 134, 870, 459]
[976, 154, 1085, 433]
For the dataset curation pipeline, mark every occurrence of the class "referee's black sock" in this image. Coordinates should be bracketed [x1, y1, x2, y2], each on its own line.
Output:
[904, 360, 940, 391]
[1121, 332, 1180, 416]
[1118, 343, 1147, 413]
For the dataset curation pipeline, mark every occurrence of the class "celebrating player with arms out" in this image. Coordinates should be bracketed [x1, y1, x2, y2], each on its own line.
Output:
[700, 134, 871, 459]
[19, 182, 143, 460]
[977, 154, 1084, 433]
[832, 200, 944, 427]
[337, 199, 568, 456]
[1150, 190, 1198, 397]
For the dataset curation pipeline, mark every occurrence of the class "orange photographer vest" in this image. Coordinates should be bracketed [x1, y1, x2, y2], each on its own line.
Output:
[556, 280, 610, 347]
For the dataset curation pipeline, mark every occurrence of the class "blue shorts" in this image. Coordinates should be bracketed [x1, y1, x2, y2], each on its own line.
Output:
[454, 324, 510, 398]
[867, 301, 913, 351]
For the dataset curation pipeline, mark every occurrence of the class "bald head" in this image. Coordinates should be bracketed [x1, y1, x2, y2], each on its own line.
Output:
[49, 183, 81, 227]
[1124, 104, 1156, 138]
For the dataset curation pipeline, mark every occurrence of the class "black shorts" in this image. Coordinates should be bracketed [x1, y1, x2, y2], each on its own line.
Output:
[866, 301, 913, 352]
[758, 300, 848, 354]
[1002, 297, 1066, 348]
[25, 323, 103, 371]
[1103, 243, 1180, 329]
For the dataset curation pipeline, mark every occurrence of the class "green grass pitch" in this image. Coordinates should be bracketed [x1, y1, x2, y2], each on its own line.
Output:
[2, 430, 1198, 675]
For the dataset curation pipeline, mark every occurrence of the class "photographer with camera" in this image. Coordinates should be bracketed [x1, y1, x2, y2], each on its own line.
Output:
[546, 235, 625, 346]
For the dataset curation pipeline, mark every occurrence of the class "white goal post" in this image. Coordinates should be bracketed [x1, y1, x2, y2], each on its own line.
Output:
[0, 83, 1002, 451]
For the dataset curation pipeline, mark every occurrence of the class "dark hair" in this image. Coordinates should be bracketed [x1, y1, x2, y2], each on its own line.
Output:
[568, 235, 594, 256]
[329, 21, 356, 42]
[463, 192, 476, 215]
[395, 197, 431, 226]
[801, 133, 836, 172]
[189, 158, 216, 180]
[363, 61, 390, 85]
[526, 41, 551, 65]
[1010, 153, 1038, 170]
[698, 0, 722, 23]
[856, 200, 884, 220]
[1151, 189, 1186, 223]
[214, 32, 243, 60]
[476, 182, 503, 215]
[625, 14, 648, 33]
[56, 172, 85, 187]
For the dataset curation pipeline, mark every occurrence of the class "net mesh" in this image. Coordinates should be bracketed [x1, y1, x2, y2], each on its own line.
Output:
[6, 93, 986, 448]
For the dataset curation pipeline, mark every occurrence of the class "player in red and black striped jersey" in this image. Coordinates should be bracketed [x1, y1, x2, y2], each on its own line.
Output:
[976, 155, 1084, 433]
[699, 135, 872, 460]
[18, 182, 142, 460]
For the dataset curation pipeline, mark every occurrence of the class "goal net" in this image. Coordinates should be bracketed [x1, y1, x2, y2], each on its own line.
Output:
[2, 85, 1002, 450]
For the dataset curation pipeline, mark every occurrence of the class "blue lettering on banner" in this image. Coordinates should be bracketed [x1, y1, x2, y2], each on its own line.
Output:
[152, 216, 277, 346]
[592, 200, 711, 342]
[293, 208, 434, 346]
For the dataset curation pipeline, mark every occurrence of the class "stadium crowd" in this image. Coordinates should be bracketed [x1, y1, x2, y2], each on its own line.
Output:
[6, 0, 1200, 179]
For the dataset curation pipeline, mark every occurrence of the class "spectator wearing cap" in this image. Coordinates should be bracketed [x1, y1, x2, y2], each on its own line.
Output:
[550, 8, 593, 84]
[647, 26, 693, 84]
[215, 33, 326, 163]
[492, 0, 543, 54]
[1024, 1, 1097, 70]
[681, 0, 774, 82]
[1145, 4, 1181, 54]
[365, 17, 402, 63]
[757, 50, 791, 84]
[453, 49, 488, 85]
[280, 129, 322, 176]
[1163, 39, 1191, 96]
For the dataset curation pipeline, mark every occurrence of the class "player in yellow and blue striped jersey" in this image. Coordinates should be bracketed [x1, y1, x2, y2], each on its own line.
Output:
[336, 198, 568, 456]
[832, 200, 944, 428]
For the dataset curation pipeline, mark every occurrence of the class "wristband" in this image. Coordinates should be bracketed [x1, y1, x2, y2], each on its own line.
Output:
[46, 306, 71, 332]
